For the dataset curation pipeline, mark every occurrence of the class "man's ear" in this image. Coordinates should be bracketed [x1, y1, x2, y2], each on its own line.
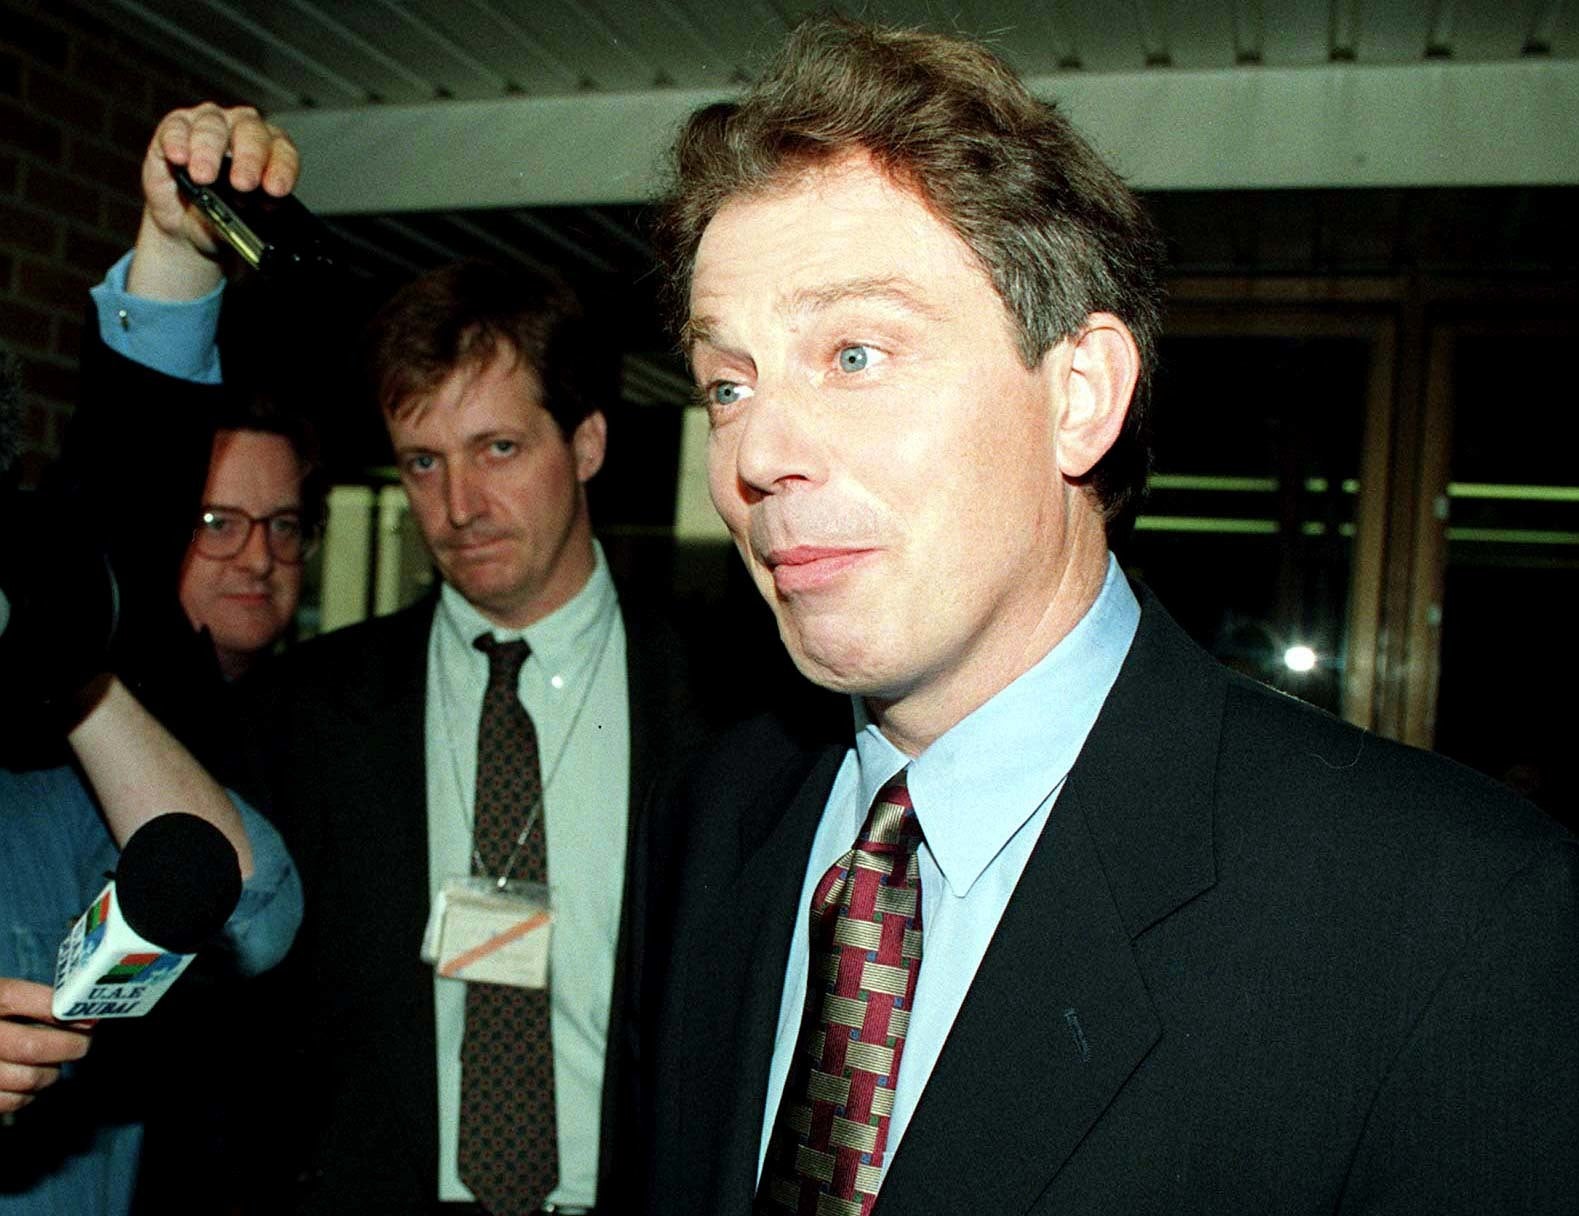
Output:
[1051, 313, 1139, 479]
[572, 410, 607, 483]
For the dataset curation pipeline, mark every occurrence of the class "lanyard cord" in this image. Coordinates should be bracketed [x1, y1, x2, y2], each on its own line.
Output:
[434, 608, 618, 884]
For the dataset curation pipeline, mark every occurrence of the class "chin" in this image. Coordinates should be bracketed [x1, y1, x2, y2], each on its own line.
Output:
[780, 625, 894, 697]
[207, 608, 288, 653]
[462, 584, 534, 624]
[451, 561, 521, 600]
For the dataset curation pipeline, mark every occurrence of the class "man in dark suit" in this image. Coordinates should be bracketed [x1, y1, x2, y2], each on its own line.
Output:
[250, 256, 706, 1215]
[616, 15, 1579, 1214]
[109, 106, 706, 1214]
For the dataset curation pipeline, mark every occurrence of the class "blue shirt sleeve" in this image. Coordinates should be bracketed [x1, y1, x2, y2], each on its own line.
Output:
[220, 795, 304, 975]
[88, 250, 226, 385]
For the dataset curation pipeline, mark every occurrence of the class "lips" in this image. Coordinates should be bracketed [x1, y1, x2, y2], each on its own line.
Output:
[766, 545, 875, 594]
[441, 537, 511, 566]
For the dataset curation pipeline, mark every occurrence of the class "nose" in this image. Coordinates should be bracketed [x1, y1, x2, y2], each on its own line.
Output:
[728, 381, 822, 504]
[444, 464, 483, 528]
[234, 518, 274, 575]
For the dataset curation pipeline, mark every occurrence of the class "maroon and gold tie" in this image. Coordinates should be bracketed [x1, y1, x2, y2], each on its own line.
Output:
[459, 635, 558, 1214]
[756, 770, 924, 1216]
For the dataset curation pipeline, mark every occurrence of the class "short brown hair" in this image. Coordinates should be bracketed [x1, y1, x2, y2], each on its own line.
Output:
[363, 260, 609, 437]
[653, 14, 1165, 532]
[213, 385, 326, 534]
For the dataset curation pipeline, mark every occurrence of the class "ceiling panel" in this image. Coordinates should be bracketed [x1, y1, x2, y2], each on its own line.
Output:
[78, 1, 1579, 417]
[101, 0, 1579, 111]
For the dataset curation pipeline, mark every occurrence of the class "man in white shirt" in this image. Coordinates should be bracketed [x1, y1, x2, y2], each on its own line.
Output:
[110, 104, 706, 1215]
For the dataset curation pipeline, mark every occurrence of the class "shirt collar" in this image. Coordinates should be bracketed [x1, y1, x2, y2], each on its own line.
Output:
[850, 554, 1140, 897]
[435, 539, 618, 680]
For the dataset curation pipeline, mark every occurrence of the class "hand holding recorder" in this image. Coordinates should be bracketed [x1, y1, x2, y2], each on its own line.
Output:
[128, 102, 302, 302]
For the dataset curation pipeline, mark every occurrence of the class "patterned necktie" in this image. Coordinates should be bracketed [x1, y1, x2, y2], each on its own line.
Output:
[756, 770, 924, 1216]
[459, 635, 558, 1214]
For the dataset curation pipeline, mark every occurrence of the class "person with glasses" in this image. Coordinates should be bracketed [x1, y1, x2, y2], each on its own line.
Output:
[54, 355, 324, 755]
[75, 97, 721, 1216]
[179, 419, 321, 683]
[43, 100, 325, 1215]
[59, 112, 327, 753]
[4, 326, 302, 1216]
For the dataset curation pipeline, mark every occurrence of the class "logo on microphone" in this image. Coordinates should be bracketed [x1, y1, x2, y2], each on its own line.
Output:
[82, 889, 113, 951]
[93, 950, 187, 986]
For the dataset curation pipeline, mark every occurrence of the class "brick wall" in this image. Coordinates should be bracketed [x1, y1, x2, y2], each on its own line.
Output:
[0, 0, 234, 483]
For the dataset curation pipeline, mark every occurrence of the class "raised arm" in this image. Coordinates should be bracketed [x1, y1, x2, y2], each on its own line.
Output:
[127, 102, 300, 303]
[64, 672, 254, 877]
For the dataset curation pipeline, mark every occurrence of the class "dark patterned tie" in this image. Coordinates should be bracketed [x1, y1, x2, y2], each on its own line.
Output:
[756, 770, 924, 1216]
[459, 635, 558, 1214]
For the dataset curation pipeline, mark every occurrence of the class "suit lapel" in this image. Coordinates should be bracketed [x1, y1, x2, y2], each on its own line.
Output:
[678, 742, 845, 1211]
[321, 602, 439, 1171]
[621, 602, 709, 832]
[878, 589, 1223, 1212]
[602, 598, 712, 1194]
[372, 606, 442, 1165]
[322, 601, 435, 913]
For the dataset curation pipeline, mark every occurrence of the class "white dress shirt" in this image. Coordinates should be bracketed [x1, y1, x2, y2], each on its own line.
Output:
[91, 249, 633, 1205]
[426, 543, 630, 1207]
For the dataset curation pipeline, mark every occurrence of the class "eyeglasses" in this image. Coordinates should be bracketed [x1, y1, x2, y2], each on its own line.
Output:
[191, 506, 318, 564]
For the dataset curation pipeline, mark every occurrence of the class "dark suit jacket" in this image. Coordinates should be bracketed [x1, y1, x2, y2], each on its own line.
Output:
[617, 587, 1579, 1215]
[247, 588, 708, 1214]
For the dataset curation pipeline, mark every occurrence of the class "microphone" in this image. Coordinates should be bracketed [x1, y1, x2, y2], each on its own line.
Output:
[52, 812, 243, 1019]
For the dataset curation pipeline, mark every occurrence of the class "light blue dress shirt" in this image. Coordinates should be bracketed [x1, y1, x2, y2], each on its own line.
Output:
[758, 555, 1140, 1178]
[90, 250, 224, 383]
[0, 767, 303, 1216]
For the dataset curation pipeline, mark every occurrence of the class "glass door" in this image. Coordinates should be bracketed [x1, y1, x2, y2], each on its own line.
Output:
[1119, 305, 1395, 724]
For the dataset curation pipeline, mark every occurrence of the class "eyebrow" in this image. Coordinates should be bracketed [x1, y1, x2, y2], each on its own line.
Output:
[392, 426, 526, 457]
[685, 274, 945, 354]
[787, 275, 945, 320]
[203, 501, 302, 517]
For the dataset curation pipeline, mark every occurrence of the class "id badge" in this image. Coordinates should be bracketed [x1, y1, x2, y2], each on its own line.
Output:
[420, 877, 551, 989]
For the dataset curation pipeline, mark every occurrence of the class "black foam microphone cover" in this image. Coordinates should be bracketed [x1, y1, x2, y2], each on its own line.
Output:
[0, 489, 121, 711]
[115, 812, 243, 954]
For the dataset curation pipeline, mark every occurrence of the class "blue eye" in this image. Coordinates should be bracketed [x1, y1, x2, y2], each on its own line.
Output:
[837, 345, 870, 372]
[709, 381, 752, 406]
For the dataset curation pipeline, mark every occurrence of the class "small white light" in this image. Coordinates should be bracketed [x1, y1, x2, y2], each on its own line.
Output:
[1283, 645, 1318, 673]
[550, 674, 565, 690]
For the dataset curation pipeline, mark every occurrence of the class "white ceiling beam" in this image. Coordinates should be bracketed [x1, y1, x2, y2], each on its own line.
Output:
[276, 58, 1579, 213]
[1064, 59, 1579, 191]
